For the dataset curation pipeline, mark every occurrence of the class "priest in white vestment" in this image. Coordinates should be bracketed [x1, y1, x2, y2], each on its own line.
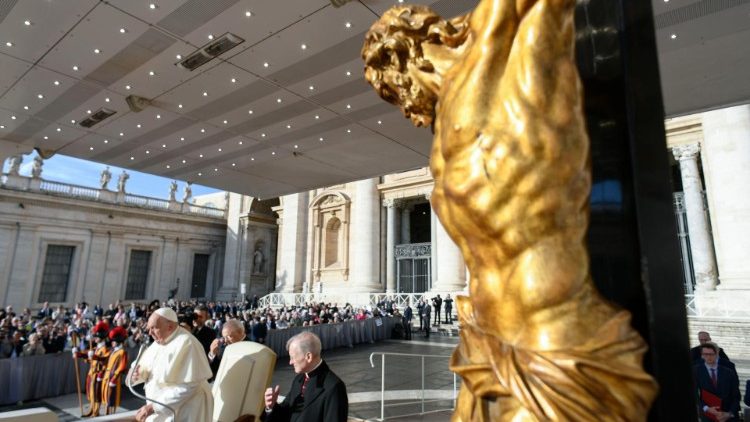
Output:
[132, 308, 214, 422]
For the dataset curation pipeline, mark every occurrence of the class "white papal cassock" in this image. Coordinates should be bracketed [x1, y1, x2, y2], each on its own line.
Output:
[138, 326, 213, 422]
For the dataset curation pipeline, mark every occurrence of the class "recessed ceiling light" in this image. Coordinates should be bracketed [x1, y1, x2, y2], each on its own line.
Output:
[72, 65, 79, 71]
[202, 91, 208, 96]
[208, 34, 214, 40]
[178, 104, 183, 108]
[671, 33, 677, 39]
[200, 128, 205, 133]
[263, 62, 269, 68]
[199, 154, 204, 158]
[346, 71, 351, 76]
[125, 85, 131, 90]
[24, 20, 31, 26]
[53, 81, 60, 86]
[300, 44, 307, 50]
[104, 139, 109, 144]
[136, 124, 141, 128]
[105, 97, 110, 102]
[149, 3, 157, 10]
[146, 150, 150, 154]
[94, 48, 101, 54]
[223, 120, 228, 124]
[248, 110, 253, 114]
[238, 140, 243, 145]
[120, 28, 127, 34]
[231, 78, 236, 83]
[149, 70, 155, 76]
[218, 148, 222, 152]
[5, 42, 13, 47]
[86, 109, 92, 114]
[245, 11, 252, 17]
[345, 22, 351, 28]
[156, 114, 161, 119]
[89, 146, 94, 151]
[176, 54, 182, 60]
[276, 98, 282, 103]
[182, 159, 187, 163]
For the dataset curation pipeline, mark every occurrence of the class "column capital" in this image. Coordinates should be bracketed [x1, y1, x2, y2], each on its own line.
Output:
[383, 198, 401, 208]
[672, 143, 700, 161]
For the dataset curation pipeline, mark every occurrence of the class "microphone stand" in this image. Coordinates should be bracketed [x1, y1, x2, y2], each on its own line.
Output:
[127, 343, 177, 420]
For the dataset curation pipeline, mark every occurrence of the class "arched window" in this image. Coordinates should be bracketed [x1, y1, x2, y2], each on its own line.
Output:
[325, 217, 341, 267]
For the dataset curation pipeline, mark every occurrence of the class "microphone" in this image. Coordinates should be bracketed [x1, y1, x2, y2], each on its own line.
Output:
[127, 343, 177, 419]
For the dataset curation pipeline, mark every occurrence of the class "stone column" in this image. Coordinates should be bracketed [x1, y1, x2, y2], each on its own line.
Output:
[672, 144, 718, 290]
[401, 206, 411, 244]
[701, 105, 750, 290]
[384, 198, 401, 293]
[350, 178, 381, 291]
[430, 197, 467, 292]
[275, 192, 309, 292]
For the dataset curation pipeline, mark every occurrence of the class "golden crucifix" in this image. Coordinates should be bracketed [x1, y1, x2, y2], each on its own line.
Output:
[362, 1, 657, 420]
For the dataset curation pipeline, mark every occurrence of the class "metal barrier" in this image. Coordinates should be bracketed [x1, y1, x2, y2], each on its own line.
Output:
[368, 351, 457, 421]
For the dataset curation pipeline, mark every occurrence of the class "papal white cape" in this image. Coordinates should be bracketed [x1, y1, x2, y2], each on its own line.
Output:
[137, 327, 213, 422]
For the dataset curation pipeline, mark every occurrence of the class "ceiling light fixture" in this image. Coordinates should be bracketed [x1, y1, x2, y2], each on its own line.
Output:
[89, 146, 94, 151]
[43, 135, 48, 139]
[180, 137, 185, 141]
[94, 48, 101, 54]
[199, 154, 204, 158]
[24, 20, 31, 26]
[276, 98, 282, 103]
[37, 94, 44, 99]
[87, 110, 92, 114]
[294, 144, 298, 149]
[671, 33, 677, 39]
[71, 119, 75, 124]
[23, 106, 28, 110]
[245, 11, 252, 17]
[198, 172, 202, 176]
[125, 85, 131, 90]
[11, 116, 16, 120]
[263, 62, 269, 68]
[105, 97, 110, 102]
[176, 54, 182, 60]
[0, 125, 5, 129]
[5, 42, 13, 47]
[214, 168, 218, 172]
[56, 127, 61, 132]
[319, 137, 324, 141]
[149, 70, 155, 76]
[72, 65, 79, 71]
[251, 157, 255, 161]
[137, 124, 141, 128]
[309, 85, 314, 90]
[315, 115, 319, 119]
[223, 120, 228, 124]
[286, 124, 291, 129]
[146, 150, 150, 154]
[182, 159, 187, 163]
[120, 28, 127, 34]
[261, 133, 266, 137]
[104, 139, 109, 144]
[130, 156, 135, 160]
[248, 110, 253, 114]
[166, 165, 171, 169]
[202, 91, 208, 96]
[345, 22, 351, 28]
[218, 148, 222, 152]
[271, 151, 276, 155]
[232, 163, 236, 166]
[200, 128, 205, 133]
[156, 114, 161, 119]
[149, 3, 157, 10]
[178, 104, 183, 108]
[347, 129, 351, 133]
[346, 71, 351, 76]
[346, 104, 351, 109]
[231, 78, 236, 83]
[238, 141, 243, 145]
[377, 120, 382, 124]
[300, 44, 307, 50]
[208, 34, 214, 40]
[162, 144, 166, 148]
[119, 132, 124, 136]
[53, 81, 60, 86]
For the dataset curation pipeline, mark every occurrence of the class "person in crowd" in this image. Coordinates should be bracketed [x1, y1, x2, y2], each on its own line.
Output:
[192, 304, 215, 355]
[21, 332, 45, 356]
[263, 332, 348, 422]
[252, 316, 268, 344]
[416, 299, 425, 332]
[208, 319, 248, 377]
[432, 295, 442, 325]
[132, 308, 213, 422]
[37, 301, 53, 319]
[102, 326, 128, 415]
[694, 342, 740, 422]
[444, 294, 454, 323]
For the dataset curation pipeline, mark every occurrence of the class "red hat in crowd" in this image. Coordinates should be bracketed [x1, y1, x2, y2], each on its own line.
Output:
[108, 326, 128, 343]
[93, 321, 110, 339]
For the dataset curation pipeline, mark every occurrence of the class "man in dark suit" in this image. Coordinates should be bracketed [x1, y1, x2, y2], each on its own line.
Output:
[263, 332, 348, 422]
[432, 295, 442, 325]
[691, 331, 731, 363]
[422, 301, 431, 338]
[444, 294, 454, 323]
[416, 300, 425, 332]
[192, 304, 215, 355]
[208, 319, 249, 377]
[403, 303, 413, 340]
[694, 342, 740, 422]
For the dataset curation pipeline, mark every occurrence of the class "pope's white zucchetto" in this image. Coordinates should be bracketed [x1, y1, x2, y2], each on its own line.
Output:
[154, 307, 178, 323]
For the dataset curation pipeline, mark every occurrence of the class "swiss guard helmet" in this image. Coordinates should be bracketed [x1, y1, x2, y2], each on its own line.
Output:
[109, 326, 128, 344]
[93, 321, 110, 339]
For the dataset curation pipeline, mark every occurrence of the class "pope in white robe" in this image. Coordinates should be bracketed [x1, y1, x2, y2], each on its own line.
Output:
[131, 308, 213, 422]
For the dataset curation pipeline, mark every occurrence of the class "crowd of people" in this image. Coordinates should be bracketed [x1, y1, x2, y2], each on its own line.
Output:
[0, 295, 403, 360]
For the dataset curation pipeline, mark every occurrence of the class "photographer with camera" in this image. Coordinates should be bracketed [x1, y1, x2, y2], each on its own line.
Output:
[208, 319, 248, 378]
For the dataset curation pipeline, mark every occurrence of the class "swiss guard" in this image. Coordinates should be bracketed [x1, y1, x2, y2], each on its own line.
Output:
[102, 326, 129, 415]
[72, 321, 110, 417]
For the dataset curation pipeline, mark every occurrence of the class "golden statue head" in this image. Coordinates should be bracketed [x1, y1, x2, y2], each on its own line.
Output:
[362, 5, 468, 127]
